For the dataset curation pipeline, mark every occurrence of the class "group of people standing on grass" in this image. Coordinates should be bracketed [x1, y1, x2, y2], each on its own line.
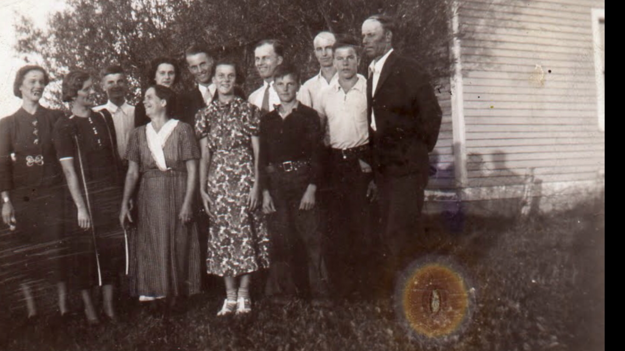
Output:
[0, 14, 442, 323]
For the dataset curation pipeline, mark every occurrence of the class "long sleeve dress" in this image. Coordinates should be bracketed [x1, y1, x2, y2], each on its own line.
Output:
[0, 107, 66, 286]
[195, 97, 270, 277]
[52, 110, 125, 289]
[125, 121, 202, 298]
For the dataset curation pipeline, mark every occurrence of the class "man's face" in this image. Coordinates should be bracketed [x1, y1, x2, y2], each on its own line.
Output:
[186, 52, 213, 85]
[254, 43, 283, 80]
[273, 74, 299, 104]
[361, 19, 390, 59]
[334, 46, 359, 80]
[101, 73, 127, 100]
[314, 35, 335, 68]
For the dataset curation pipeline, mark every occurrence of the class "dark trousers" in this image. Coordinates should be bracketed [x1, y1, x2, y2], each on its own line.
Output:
[327, 153, 375, 297]
[377, 171, 428, 281]
[265, 167, 329, 298]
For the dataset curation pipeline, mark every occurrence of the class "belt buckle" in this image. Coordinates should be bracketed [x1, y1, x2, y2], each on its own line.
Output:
[282, 161, 294, 172]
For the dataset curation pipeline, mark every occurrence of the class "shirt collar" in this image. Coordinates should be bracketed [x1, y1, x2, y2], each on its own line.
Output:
[263, 79, 274, 89]
[198, 83, 216, 96]
[274, 101, 300, 115]
[369, 48, 395, 73]
[104, 100, 132, 115]
[331, 74, 366, 92]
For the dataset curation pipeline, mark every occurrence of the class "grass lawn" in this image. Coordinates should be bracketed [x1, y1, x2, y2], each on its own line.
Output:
[0, 203, 604, 351]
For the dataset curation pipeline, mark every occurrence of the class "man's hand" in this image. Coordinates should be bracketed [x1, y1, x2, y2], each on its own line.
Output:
[299, 184, 317, 211]
[2, 202, 16, 228]
[358, 159, 372, 173]
[262, 190, 276, 214]
[366, 180, 378, 202]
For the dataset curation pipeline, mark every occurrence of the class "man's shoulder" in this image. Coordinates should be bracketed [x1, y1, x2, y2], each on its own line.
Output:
[296, 103, 320, 119]
[93, 104, 107, 112]
[389, 53, 428, 76]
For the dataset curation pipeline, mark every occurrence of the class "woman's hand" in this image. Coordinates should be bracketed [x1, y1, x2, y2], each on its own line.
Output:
[119, 202, 133, 228]
[179, 202, 193, 224]
[200, 189, 210, 214]
[2, 202, 16, 227]
[248, 183, 260, 210]
[77, 207, 91, 229]
[262, 190, 276, 214]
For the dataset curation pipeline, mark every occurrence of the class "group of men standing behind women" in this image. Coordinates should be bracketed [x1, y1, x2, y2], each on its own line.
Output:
[0, 14, 442, 324]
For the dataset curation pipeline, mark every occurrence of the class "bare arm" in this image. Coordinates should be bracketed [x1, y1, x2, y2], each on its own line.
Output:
[198, 137, 211, 213]
[179, 159, 198, 224]
[248, 135, 261, 210]
[60, 158, 91, 229]
[120, 161, 140, 226]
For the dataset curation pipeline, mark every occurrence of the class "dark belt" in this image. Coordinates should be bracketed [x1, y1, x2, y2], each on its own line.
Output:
[267, 160, 310, 173]
[331, 144, 370, 160]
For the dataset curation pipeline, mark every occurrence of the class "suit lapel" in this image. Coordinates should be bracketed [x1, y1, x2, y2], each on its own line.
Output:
[373, 51, 397, 97]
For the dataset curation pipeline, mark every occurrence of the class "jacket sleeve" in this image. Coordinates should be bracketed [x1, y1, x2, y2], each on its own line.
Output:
[0, 117, 14, 192]
[412, 68, 442, 152]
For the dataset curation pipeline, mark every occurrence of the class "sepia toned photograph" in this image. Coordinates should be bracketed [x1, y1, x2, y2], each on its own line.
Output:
[0, 0, 604, 350]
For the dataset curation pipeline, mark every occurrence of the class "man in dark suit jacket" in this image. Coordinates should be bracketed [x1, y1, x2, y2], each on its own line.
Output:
[362, 15, 443, 280]
[179, 44, 217, 127]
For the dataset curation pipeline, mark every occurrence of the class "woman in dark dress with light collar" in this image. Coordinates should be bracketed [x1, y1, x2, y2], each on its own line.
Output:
[0, 65, 68, 321]
[53, 70, 125, 324]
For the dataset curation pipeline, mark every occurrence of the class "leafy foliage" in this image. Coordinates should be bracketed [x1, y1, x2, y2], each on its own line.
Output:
[14, 0, 454, 108]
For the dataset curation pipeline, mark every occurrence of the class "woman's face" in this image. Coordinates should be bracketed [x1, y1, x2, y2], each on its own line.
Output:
[213, 64, 237, 96]
[154, 63, 176, 88]
[143, 87, 166, 118]
[20, 70, 46, 103]
[73, 78, 96, 108]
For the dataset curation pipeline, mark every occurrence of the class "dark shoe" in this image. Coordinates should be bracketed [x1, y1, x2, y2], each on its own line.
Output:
[266, 295, 293, 306]
[311, 298, 334, 308]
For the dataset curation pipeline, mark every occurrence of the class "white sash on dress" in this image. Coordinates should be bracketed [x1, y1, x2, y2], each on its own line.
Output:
[146, 119, 179, 172]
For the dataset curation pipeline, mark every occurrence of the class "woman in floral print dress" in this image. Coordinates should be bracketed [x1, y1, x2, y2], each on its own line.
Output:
[195, 60, 269, 316]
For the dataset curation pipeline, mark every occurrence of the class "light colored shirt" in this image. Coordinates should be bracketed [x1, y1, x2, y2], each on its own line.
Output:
[317, 74, 369, 149]
[93, 100, 135, 159]
[298, 71, 338, 110]
[368, 48, 394, 131]
[198, 83, 216, 104]
[248, 80, 280, 112]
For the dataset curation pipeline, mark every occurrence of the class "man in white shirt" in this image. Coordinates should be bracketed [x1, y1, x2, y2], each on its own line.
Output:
[93, 65, 135, 161]
[317, 38, 376, 298]
[248, 40, 284, 113]
[298, 31, 338, 113]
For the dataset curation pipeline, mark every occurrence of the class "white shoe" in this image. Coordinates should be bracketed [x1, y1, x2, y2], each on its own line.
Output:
[236, 296, 252, 315]
[217, 299, 237, 316]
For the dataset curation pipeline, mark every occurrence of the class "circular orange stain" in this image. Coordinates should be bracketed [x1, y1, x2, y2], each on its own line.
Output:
[401, 263, 469, 338]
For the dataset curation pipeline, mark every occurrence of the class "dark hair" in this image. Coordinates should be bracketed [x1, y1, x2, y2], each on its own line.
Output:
[273, 63, 300, 84]
[184, 43, 214, 60]
[146, 85, 177, 118]
[332, 35, 362, 56]
[99, 64, 125, 79]
[62, 70, 91, 103]
[13, 65, 49, 98]
[211, 59, 247, 100]
[366, 14, 397, 38]
[254, 39, 285, 58]
[148, 57, 181, 86]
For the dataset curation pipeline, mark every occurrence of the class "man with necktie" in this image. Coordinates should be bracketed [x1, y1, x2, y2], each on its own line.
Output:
[249, 40, 284, 113]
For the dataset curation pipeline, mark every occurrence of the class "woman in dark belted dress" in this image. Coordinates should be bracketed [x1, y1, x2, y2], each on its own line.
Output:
[53, 70, 125, 324]
[0, 65, 68, 321]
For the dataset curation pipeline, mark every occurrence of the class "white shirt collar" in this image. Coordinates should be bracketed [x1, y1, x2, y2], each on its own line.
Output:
[369, 48, 395, 73]
[331, 74, 366, 92]
[102, 100, 133, 115]
[198, 83, 216, 98]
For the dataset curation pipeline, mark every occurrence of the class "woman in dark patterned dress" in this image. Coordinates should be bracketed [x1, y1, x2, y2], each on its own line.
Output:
[0, 65, 68, 320]
[196, 61, 269, 316]
[119, 85, 201, 305]
[53, 70, 124, 324]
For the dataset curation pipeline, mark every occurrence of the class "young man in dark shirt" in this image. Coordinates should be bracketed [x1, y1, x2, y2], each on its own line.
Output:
[259, 64, 330, 306]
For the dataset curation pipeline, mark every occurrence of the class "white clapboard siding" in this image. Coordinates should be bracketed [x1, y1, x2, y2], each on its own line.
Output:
[429, 77, 455, 189]
[459, 0, 605, 193]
